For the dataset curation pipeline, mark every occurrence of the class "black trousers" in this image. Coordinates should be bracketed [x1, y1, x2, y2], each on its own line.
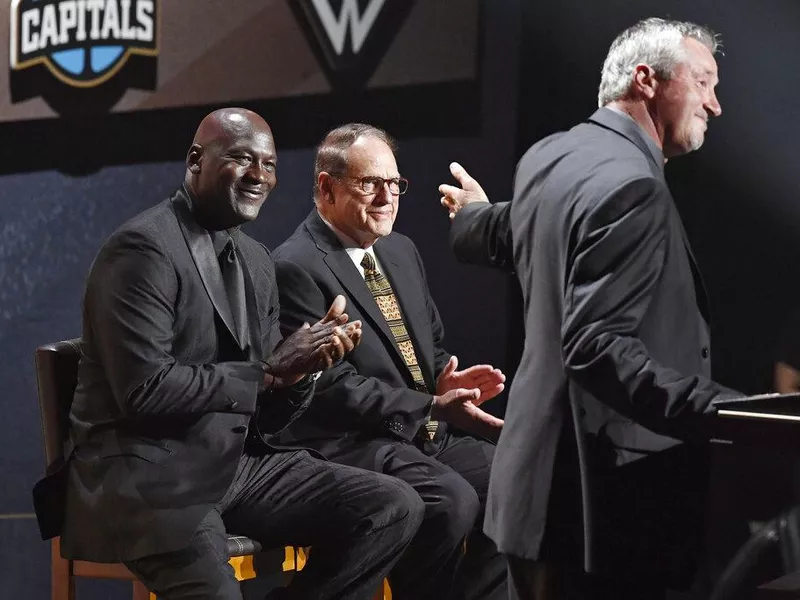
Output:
[124, 449, 424, 600]
[328, 431, 508, 600]
[505, 555, 667, 600]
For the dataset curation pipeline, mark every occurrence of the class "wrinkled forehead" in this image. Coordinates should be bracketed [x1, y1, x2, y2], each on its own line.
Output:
[344, 136, 398, 175]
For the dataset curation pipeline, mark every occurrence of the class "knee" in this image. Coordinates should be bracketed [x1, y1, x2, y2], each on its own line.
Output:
[367, 476, 425, 538]
[424, 473, 480, 543]
[384, 478, 426, 533]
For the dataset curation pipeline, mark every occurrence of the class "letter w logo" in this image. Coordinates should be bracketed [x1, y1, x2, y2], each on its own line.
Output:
[290, 0, 416, 89]
[311, 0, 385, 55]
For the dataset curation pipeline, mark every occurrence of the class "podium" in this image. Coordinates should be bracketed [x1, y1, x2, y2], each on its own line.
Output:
[710, 393, 800, 599]
[712, 393, 800, 450]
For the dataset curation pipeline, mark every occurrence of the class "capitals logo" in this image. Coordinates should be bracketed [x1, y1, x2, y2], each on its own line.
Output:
[10, 0, 158, 88]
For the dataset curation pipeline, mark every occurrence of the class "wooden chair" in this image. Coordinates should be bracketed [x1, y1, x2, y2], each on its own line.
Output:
[34, 339, 266, 600]
[34, 339, 390, 600]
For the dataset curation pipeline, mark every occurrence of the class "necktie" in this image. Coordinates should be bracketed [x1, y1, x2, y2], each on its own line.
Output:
[360, 252, 439, 440]
[219, 236, 248, 349]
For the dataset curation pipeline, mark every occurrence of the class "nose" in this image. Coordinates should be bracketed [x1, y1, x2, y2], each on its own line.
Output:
[705, 89, 722, 118]
[373, 182, 393, 204]
[245, 162, 271, 184]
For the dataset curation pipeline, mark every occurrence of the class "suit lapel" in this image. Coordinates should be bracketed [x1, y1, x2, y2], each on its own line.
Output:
[171, 189, 241, 347]
[304, 211, 406, 364]
[374, 240, 435, 388]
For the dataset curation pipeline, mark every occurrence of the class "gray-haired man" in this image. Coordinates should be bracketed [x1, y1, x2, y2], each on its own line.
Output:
[440, 17, 740, 600]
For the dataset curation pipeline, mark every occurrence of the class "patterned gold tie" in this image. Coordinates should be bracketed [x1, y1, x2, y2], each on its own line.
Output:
[361, 252, 439, 440]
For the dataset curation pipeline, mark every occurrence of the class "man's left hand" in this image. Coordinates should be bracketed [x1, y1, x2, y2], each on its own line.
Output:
[435, 355, 505, 404]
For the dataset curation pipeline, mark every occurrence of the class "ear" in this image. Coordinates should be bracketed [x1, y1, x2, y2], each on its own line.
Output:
[186, 143, 203, 174]
[632, 64, 658, 100]
[318, 172, 336, 204]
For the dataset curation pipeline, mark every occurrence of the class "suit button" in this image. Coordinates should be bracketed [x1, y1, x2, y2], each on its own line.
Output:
[232, 425, 247, 434]
[701, 347, 709, 359]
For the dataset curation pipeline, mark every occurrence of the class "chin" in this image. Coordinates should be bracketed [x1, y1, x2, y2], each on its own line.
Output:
[235, 201, 264, 222]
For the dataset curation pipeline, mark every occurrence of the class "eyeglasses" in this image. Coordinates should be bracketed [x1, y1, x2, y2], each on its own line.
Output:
[335, 175, 409, 196]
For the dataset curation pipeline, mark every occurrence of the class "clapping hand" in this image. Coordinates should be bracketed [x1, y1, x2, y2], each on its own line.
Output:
[431, 356, 505, 439]
[265, 295, 362, 387]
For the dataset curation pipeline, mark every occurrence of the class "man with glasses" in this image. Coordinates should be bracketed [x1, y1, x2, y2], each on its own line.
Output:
[273, 123, 508, 600]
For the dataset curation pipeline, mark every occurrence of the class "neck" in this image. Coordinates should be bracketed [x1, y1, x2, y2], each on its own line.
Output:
[605, 100, 669, 163]
[606, 100, 663, 150]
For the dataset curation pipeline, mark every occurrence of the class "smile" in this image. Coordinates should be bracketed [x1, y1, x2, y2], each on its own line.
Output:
[238, 187, 266, 202]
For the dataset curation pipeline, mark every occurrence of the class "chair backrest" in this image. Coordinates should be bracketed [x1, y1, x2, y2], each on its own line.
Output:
[34, 339, 82, 472]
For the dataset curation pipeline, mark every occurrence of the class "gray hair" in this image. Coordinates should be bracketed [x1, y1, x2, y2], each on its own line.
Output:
[597, 17, 720, 107]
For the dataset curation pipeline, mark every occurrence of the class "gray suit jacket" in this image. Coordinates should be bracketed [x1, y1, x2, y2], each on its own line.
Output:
[453, 108, 737, 586]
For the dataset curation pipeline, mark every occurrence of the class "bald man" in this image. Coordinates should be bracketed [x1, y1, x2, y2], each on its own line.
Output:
[38, 108, 424, 600]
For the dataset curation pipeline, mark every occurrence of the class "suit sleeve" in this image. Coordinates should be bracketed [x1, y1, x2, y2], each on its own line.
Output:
[85, 230, 263, 417]
[561, 177, 738, 439]
[256, 267, 315, 433]
[276, 257, 434, 442]
[449, 201, 514, 271]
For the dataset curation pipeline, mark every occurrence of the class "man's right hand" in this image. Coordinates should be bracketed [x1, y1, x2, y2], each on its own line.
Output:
[431, 386, 504, 441]
[438, 162, 490, 220]
[265, 295, 362, 388]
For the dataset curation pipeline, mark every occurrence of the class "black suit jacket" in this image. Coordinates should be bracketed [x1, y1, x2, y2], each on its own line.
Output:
[273, 210, 451, 458]
[453, 108, 738, 585]
[41, 187, 312, 563]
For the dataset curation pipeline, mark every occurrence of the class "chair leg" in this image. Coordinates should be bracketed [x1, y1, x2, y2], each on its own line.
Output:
[131, 580, 151, 600]
[372, 578, 391, 600]
[51, 538, 74, 600]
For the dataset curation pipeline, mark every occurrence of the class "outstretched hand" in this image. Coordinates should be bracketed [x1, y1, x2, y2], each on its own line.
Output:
[435, 355, 505, 404]
[438, 162, 490, 220]
[431, 356, 505, 439]
[265, 295, 362, 387]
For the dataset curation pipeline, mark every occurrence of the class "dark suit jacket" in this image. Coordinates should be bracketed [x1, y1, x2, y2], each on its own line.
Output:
[453, 108, 738, 586]
[450, 201, 513, 272]
[273, 210, 451, 459]
[41, 187, 312, 563]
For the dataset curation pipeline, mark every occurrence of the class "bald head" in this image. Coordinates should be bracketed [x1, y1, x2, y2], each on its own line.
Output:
[185, 108, 277, 230]
[191, 108, 270, 150]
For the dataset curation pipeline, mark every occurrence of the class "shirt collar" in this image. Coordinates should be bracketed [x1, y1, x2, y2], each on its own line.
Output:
[316, 209, 378, 272]
[599, 106, 665, 171]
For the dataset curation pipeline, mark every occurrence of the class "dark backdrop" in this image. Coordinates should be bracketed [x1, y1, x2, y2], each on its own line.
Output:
[4, 0, 800, 598]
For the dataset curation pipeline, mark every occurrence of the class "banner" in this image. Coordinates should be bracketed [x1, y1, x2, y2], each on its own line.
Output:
[1, 0, 479, 122]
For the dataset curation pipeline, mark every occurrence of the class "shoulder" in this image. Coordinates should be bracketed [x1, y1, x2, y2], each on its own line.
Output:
[273, 222, 316, 262]
[97, 199, 176, 259]
[382, 230, 417, 253]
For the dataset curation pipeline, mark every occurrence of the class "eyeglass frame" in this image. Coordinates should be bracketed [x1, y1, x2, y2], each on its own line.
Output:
[331, 174, 409, 196]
